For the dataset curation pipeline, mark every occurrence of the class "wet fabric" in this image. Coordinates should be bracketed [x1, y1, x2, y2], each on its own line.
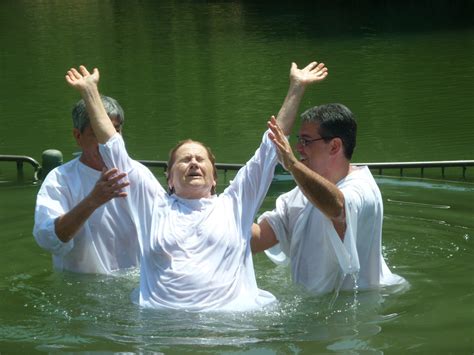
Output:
[100, 132, 278, 311]
[33, 157, 147, 274]
[260, 166, 406, 293]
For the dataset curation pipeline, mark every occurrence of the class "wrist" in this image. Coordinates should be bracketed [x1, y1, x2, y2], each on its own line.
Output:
[285, 156, 300, 172]
[288, 81, 306, 93]
[84, 193, 103, 210]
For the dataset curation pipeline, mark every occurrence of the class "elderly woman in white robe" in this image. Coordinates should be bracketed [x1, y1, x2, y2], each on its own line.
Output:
[65, 61, 328, 312]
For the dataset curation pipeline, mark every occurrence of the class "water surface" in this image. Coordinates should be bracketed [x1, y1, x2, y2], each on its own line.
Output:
[0, 0, 473, 353]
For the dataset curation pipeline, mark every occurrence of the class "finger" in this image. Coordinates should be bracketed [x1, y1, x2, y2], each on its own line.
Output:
[314, 67, 327, 75]
[65, 70, 76, 82]
[311, 67, 327, 77]
[108, 172, 128, 184]
[316, 71, 328, 79]
[102, 168, 119, 180]
[268, 121, 279, 136]
[269, 128, 288, 151]
[315, 68, 328, 76]
[267, 115, 277, 130]
[303, 61, 318, 71]
[70, 68, 82, 79]
[273, 139, 289, 153]
[269, 118, 284, 137]
[103, 167, 119, 176]
[79, 65, 90, 76]
[314, 62, 326, 71]
[113, 181, 130, 190]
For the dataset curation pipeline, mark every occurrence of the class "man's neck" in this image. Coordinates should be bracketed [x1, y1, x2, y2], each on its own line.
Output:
[79, 154, 105, 171]
[325, 161, 351, 185]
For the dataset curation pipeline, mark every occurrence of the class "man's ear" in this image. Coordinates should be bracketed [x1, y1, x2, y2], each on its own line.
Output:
[73, 128, 81, 144]
[166, 170, 173, 191]
[330, 137, 343, 156]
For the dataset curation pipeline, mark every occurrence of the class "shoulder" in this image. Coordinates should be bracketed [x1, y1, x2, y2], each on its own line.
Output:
[340, 166, 377, 190]
[41, 158, 80, 185]
[275, 185, 306, 208]
[341, 166, 381, 207]
[131, 160, 155, 174]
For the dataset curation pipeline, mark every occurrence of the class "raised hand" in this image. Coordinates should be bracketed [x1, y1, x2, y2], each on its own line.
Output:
[267, 115, 298, 171]
[290, 61, 328, 87]
[65, 65, 116, 143]
[65, 65, 100, 92]
[87, 168, 130, 208]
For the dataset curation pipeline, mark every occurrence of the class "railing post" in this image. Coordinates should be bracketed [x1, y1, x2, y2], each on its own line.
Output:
[16, 161, 24, 180]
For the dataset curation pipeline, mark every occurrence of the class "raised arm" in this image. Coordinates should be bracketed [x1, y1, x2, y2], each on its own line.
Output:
[65, 66, 116, 144]
[276, 61, 328, 135]
[267, 119, 346, 240]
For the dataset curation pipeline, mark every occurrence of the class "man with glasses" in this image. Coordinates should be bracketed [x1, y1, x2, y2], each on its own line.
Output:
[251, 103, 406, 294]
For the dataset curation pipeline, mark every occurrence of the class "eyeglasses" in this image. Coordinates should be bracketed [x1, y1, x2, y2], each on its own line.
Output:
[296, 135, 333, 147]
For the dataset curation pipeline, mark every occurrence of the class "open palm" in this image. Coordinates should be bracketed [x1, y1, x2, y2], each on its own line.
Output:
[65, 65, 100, 91]
[290, 61, 328, 86]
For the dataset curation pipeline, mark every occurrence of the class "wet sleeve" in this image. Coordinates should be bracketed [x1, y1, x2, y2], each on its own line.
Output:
[223, 130, 278, 234]
[257, 191, 292, 257]
[327, 184, 365, 275]
[99, 133, 135, 174]
[99, 133, 166, 201]
[32, 173, 74, 256]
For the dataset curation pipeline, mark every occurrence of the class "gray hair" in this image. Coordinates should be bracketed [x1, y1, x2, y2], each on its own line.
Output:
[72, 95, 125, 132]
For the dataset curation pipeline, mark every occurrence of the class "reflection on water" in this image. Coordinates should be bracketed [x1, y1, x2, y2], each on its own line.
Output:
[0, 174, 473, 353]
[2, 267, 408, 352]
[1, 0, 473, 352]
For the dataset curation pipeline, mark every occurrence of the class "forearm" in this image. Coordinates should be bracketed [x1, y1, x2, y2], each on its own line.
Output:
[80, 85, 116, 143]
[288, 161, 344, 220]
[275, 82, 306, 136]
[54, 196, 100, 242]
[276, 61, 328, 135]
[250, 220, 278, 253]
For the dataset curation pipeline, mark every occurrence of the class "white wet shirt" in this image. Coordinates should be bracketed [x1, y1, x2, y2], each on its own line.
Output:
[99, 132, 278, 312]
[33, 157, 148, 274]
[260, 166, 406, 294]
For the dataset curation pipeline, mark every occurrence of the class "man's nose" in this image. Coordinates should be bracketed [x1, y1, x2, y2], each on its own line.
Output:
[295, 142, 304, 154]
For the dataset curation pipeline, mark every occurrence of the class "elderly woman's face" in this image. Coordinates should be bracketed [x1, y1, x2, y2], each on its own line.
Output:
[168, 142, 216, 199]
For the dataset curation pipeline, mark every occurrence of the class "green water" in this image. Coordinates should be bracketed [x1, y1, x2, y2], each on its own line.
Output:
[1, 0, 473, 353]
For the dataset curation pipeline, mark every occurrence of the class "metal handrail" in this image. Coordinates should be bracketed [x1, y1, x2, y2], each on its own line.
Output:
[138, 159, 474, 179]
[0, 154, 41, 181]
[1, 154, 472, 181]
[353, 160, 474, 179]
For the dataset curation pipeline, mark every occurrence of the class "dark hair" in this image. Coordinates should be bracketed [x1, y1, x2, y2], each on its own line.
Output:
[301, 103, 357, 159]
[72, 95, 124, 133]
[166, 139, 218, 195]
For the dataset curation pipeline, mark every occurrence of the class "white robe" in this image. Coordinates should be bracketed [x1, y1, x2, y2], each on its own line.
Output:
[260, 166, 406, 294]
[33, 157, 149, 274]
[99, 132, 278, 311]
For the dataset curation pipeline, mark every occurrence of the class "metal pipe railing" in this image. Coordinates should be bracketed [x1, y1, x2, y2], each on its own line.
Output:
[0, 155, 41, 181]
[138, 159, 474, 179]
[352, 160, 474, 179]
[1, 154, 473, 181]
